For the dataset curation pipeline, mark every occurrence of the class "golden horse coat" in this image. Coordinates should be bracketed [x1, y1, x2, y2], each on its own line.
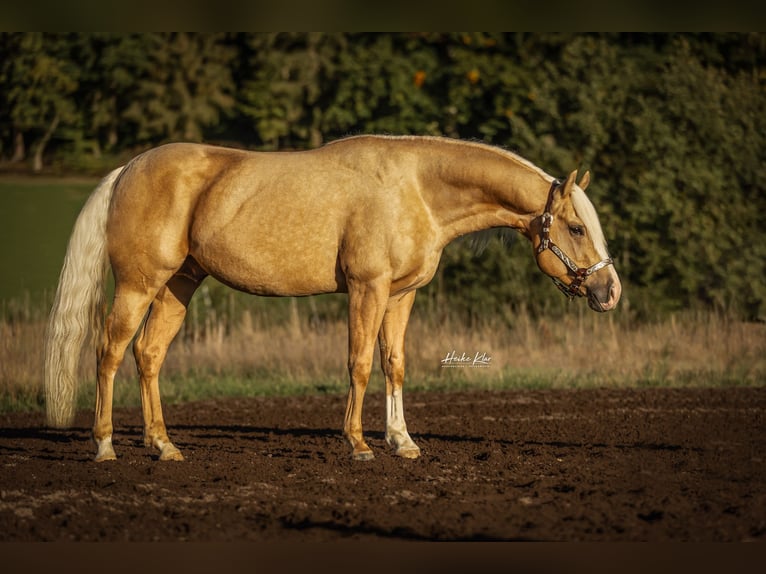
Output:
[44, 135, 621, 462]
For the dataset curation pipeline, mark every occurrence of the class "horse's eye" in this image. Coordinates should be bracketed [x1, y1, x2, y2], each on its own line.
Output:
[569, 225, 585, 237]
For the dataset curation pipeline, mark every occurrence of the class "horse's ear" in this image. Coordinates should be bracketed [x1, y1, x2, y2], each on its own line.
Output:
[560, 170, 578, 199]
[579, 170, 590, 191]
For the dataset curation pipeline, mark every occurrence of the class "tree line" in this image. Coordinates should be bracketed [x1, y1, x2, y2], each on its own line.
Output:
[1, 33, 764, 320]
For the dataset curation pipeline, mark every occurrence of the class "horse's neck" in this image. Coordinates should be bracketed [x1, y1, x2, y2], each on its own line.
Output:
[420, 141, 549, 245]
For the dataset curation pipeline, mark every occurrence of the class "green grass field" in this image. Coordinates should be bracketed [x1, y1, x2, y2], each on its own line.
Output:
[0, 177, 96, 303]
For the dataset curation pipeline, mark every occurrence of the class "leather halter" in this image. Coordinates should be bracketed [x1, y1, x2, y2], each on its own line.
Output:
[536, 179, 614, 300]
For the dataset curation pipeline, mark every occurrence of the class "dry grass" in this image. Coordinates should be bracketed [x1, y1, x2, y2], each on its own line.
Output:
[2, 302, 764, 413]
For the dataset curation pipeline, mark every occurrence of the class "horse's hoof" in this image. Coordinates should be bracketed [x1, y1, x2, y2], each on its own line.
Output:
[396, 446, 421, 459]
[352, 450, 375, 461]
[94, 452, 117, 462]
[159, 444, 184, 461]
[94, 438, 116, 462]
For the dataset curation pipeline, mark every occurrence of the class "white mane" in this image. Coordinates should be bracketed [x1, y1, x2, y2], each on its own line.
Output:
[571, 186, 610, 260]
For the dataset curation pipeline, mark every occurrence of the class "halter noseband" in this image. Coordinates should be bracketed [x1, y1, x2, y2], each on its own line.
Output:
[536, 179, 614, 300]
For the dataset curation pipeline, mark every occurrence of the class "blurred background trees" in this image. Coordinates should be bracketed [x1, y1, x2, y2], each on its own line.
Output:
[1, 32, 764, 321]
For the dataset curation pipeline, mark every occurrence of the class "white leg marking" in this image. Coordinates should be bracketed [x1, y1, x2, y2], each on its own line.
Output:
[94, 435, 116, 462]
[386, 389, 421, 459]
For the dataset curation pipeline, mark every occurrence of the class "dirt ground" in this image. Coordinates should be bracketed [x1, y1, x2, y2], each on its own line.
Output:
[1, 387, 764, 542]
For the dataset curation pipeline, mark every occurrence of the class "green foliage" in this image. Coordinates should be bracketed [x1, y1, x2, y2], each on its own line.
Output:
[1, 33, 764, 320]
[118, 33, 237, 144]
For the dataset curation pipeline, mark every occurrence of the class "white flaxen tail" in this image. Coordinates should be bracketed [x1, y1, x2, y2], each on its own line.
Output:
[44, 167, 123, 428]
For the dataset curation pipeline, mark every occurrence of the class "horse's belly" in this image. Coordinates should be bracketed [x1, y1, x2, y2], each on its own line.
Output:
[191, 232, 344, 297]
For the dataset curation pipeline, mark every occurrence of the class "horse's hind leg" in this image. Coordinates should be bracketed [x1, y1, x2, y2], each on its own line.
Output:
[94, 283, 164, 462]
[378, 290, 421, 459]
[133, 264, 205, 461]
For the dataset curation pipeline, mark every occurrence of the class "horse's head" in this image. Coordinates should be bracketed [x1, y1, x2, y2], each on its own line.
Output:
[531, 170, 621, 312]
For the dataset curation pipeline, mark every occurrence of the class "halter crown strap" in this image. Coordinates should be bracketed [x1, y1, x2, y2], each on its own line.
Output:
[537, 178, 614, 300]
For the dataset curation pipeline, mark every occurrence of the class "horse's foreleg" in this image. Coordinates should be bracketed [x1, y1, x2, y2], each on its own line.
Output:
[344, 279, 389, 461]
[133, 271, 203, 461]
[379, 290, 421, 459]
[94, 287, 157, 462]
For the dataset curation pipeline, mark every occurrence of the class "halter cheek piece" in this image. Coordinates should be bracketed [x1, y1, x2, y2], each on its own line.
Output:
[536, 179, 614, 300]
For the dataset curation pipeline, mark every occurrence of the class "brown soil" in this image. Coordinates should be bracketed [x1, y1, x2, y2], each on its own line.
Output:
[1, 387, 764, 541]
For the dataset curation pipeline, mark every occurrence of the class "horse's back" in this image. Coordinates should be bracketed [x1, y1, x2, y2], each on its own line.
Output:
[107, 140, 440, 297]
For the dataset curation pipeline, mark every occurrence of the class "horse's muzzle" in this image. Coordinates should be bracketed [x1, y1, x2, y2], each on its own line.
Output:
[587, 276, 621, 312]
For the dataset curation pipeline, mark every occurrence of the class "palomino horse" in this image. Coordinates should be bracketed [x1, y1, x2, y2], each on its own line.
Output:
[44, 135, 621, 462]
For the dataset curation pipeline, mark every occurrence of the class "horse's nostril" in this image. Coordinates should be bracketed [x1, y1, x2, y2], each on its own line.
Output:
[610, 279, 622, 304]
[598, 278, 622, 311]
